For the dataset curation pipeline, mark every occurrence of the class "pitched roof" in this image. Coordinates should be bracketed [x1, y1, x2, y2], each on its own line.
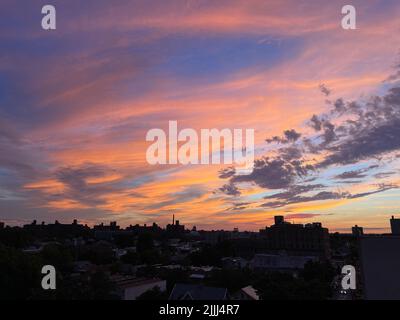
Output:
[241, 286, 260, 300]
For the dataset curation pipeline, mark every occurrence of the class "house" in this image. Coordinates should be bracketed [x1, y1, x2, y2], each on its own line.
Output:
[113, 276, 166, 300]
[169, 283, 228, 300]
[233, 286, 260, 300]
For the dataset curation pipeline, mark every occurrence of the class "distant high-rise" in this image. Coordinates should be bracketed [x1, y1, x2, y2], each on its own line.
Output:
[390, 216, 400, 235]
[126, 222, 162, 234]
[260, 216, 330, 259]
[23, 219, 89, 238]
[352, 225, 364, 237]
[274, 216, 285, 225]
[93, 221, 120, 231]
[167, 215, 185, 234]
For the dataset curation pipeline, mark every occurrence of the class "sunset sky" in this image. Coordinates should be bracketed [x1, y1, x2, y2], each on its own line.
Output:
[1, 0, 400, 232]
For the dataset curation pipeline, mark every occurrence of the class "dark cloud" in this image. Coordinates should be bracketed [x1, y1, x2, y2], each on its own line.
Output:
[218, 167, 236, 179]
[334, 165, 379, 180]
[285, 213, 327, 220]
[317, 86, 400, 166]
[219, 66, 400, 210]
[374, 171, 397, 179]
[280, 146, 303, 161]
[335, 170, 366, 180]
[321, 120, 336, 146]
[309, 114, 322, 131]
[384, 60, 400, 82]
[0, 119, 48, 202]
[147, 185, 207, 209]
[284, 129, 301, 142]
[227, 202, 251, 211]
[347, 183, 397, 199]
[339, 180, 363, 184]
[219, 183, 240, 196]
[272, 76, 400, 172]
[56, 163, 109, 192]
[0, 126, 38, 179]
[231, 157, 314, 190]
[333, 98, 346, 113]
[53, 163, 119, 207]
[319, 84, 331, 96]
[320, 118, 400, 166]
[261, 191, 348, 208]
[265, 136, 283, 144]
[261, 184, 397, 208]
[264, 184, 325, 200]
[266, 129, 301, 144]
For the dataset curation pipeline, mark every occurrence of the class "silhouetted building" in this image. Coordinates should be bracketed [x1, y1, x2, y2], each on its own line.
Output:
[126, 222, 162, 234]
[94, 221, 120, 231]
[274, 215, 285, 225]
[260, 216, 330, 258]
[166, 216, 185, 234]
[23, 219, 89, 238]
[0, 222, 4, 229]
[94, 221, 123, 240]
[360, 236, 400, 299]
[233, 286, 260, 300]
[352, 225, 364, 237]
[390, 216, 400, 235]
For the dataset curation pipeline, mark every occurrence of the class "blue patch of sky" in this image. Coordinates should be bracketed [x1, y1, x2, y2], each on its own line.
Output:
[246, 190, 278, 201]
[153, 34, 303, 84]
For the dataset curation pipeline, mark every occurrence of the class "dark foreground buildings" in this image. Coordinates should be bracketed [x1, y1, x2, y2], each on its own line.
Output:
[352, 225, 364, 237]
[4, 214, 400, 300]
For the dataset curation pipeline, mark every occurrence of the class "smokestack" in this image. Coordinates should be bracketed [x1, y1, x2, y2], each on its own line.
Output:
[173, 214, 175, 225]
